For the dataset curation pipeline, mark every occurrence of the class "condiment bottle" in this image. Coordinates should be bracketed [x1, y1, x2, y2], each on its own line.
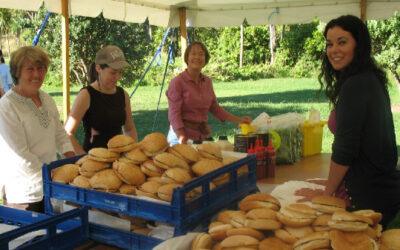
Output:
[216, 135, 234, 151]
[266, 139, 276, 178]
[255, 139, 266, 179]
[247, 143, 255, 156]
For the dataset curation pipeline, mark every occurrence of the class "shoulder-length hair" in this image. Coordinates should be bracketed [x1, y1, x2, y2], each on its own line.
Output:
[10, 46, 50, 85]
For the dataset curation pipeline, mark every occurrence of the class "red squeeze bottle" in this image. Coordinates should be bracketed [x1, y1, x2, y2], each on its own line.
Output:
[255, 140, 265, 179]
[247, 143, 255, 155]
[266, 139, 276, 178]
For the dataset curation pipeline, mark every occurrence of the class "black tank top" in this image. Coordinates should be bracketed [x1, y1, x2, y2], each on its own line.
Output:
[82, 85, 126, 151]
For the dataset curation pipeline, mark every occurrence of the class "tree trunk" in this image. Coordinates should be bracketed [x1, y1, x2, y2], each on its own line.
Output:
[269, 24, 277, 64]
[148, 22, 152, 40]
[392, 70, 400, 95]
[240, 23, 244, 67]
[281, 24, 286, 39]
[5, 33, 10, 58]
[71, 68, 84, 87]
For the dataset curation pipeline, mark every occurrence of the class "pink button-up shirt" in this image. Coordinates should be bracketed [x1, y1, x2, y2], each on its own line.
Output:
[166, 70, 230, 140]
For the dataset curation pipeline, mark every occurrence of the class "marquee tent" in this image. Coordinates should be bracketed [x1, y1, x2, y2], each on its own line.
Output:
[1, 0, 400, 27]
[0, 0, 399, 118]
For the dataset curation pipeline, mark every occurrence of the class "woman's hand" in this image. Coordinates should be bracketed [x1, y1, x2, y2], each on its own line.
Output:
[63, 151, 76, 158]
[240, 116, 252, 124]
[178, 134, 187, 144]
[294, 188, 325, 202]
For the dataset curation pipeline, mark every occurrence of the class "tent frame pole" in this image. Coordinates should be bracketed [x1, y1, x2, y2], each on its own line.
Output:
[360, 0, 367, 22]
[61, 0, 70, 122]
[179, 7, 187, 68]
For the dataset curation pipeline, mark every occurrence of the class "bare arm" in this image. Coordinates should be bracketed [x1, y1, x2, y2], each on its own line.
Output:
[295, 160, 349, 202]
[64, 89, 90, 155]
[225, 114, 252, 124]
[0, 88, 4, 97]
[174, 128, 186, 144]
[63, 151, 75, 158]
[323, 160, 349, 195]
[122, 90, 138, 142]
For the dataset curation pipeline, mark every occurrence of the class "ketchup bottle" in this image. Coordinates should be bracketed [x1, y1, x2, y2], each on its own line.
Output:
[266, 139, 276, 178]
[247, 143, 255, 155]
[254, 139, 266, 179]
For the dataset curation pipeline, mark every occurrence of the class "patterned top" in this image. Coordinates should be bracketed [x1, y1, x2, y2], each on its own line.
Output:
[0, 89, 74, 203]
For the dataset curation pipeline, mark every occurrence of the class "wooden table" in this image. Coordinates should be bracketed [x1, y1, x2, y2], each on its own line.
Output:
[257, 153, 331, 193]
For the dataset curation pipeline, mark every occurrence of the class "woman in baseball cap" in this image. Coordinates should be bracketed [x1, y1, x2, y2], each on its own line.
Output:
[65, 45, 138, 154]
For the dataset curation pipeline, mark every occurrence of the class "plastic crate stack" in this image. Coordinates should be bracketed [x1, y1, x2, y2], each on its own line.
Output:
[42, 154, 257, 250]
[0, 206, 89, 250]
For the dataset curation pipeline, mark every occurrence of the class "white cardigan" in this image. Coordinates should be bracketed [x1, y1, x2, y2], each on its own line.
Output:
[0, 89, 74, 203]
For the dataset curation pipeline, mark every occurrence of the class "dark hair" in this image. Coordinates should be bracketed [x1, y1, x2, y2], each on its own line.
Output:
[184, 41, 210, 65]
[0, 49, 4, 63]
[88, 62, 108, 84]
[318, 15, 388, 106]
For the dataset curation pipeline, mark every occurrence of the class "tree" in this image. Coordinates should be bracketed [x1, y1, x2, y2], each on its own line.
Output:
[0, 9, 27, 56]
[369, 12, 400, 91]
[269, 24, 277, 64]
[19, 6, 153, 87]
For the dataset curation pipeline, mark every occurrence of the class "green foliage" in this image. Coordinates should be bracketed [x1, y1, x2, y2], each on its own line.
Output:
[243, 25, 270, 65]
[277, 20, 319, 67]
[369, 12, 400, 76]
[4, 8, 399, 88]
[20, 6, 153, 87]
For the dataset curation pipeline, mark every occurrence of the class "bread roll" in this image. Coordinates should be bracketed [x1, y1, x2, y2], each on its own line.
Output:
[52, 164, 79, 184]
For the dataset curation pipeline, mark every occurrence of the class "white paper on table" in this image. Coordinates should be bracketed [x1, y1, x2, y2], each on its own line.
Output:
[153, 232, 199, 250]
[149, 224, 175, 240]
[270, 179, 326, 207]
[63, 203, 130, 231]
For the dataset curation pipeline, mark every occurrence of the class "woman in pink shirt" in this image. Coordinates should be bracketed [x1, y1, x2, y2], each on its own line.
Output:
[166, 42, 251, 145]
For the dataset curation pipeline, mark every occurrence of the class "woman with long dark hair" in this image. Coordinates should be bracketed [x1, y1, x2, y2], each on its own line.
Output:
[296, 15, 400, 228]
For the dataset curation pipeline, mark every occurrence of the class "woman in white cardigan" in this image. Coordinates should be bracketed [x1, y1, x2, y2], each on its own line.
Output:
[0, 46, 75, 213]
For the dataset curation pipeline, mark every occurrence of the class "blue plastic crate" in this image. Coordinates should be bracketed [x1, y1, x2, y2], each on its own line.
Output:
[43, 154, 257, 237]
[0, 206, 89, 250]
[89, 222, 162, 250]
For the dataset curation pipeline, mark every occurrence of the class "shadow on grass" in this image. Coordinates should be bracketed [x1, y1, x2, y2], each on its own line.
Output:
[218, 89, 327, 107]
[73, 88, 328, 141]
[48, 91, 80, 97]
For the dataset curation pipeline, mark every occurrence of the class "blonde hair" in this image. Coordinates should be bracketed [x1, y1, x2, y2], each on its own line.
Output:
[10, 46, 50, 85]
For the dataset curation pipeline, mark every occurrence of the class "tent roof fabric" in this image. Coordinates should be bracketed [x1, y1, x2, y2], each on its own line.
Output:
[0, 0, 399, 27]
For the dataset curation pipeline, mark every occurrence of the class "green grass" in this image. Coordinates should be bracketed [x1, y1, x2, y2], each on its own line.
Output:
[43, 77, 400, 154]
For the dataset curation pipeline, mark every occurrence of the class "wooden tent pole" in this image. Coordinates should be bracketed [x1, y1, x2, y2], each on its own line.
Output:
[360, 0, 367, 22]
[61, 0, 70, 122]
[179, 7, 187, 67]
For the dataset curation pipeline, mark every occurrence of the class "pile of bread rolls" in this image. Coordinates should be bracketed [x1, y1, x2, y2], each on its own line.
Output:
[190, 193, 400, 250]
[52, 132, 248, 203]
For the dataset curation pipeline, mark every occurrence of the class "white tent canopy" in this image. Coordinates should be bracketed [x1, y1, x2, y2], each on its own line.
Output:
[1, 0, 400, 27]
[0, 0, 399, 119]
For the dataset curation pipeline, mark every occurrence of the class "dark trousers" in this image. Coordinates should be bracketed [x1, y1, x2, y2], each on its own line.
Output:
[2, 190, 44, 213]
